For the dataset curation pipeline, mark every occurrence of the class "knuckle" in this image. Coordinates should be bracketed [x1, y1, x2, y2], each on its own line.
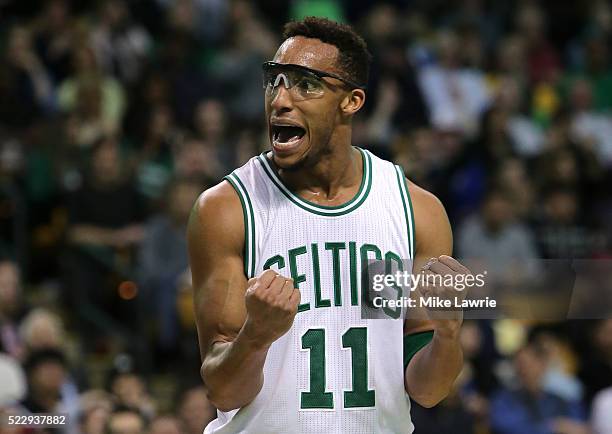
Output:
[261, 269, 278, 283]
[261, 269, 277, 278]
[269, 278, 284, 290]
[263, 292, 278, 304]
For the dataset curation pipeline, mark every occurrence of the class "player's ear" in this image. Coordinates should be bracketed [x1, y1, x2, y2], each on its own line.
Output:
[340, 89, 366, 115]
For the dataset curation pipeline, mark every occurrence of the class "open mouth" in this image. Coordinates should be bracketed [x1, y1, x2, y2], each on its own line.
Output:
[271, 125, 306, 150]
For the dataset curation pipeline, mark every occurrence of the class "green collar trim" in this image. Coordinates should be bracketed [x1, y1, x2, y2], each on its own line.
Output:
[258, 148, 372, 217]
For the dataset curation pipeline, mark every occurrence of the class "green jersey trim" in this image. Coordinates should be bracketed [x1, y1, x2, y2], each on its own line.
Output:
[394, 165, 415, 259]
[403, 331, 434, 368]
[224, 173, 256, 278]
[257, 148, 373, 217]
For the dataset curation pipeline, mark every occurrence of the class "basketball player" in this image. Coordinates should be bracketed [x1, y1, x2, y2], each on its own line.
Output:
[188, 17, 470, 434]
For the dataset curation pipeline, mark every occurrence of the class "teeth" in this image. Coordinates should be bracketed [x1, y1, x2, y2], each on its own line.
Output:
[271, 124, 305, 148]
[273, 135, 302, 147]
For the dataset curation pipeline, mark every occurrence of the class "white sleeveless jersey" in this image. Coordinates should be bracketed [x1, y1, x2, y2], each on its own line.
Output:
[205, 148, 416, 434]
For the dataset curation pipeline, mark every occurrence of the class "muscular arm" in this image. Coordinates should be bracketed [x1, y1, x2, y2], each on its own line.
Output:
[403, 181, 464, 408]
[187, 182, 266, 412]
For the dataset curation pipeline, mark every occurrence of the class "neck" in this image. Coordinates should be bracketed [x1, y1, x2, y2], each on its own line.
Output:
[272, 133, 362, 205]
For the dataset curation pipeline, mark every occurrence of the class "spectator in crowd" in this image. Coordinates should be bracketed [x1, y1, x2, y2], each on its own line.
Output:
[21, 348, 68, 414]
[0, 25, 55, 128]
[360, 5, 428, 148]
[65, 137, 145, 339]
[472, 106, 516, 174]
[209, 0, 277, 124]
[149, 415, 183, 434]
[364, 78, 402, 149]
[534, 186, 595, 259]
[568, 78, 612, 167]
[393, 128, 438, 190]
[0, 406, 28, 434]
[123, 71, 172, 140]
[78, 390, 114, 434]
[89, 0, 152, 86]
[105, 407, 147, 434]
[494, 157, 535, 219]
[133, 104, 179, 204]
[18, 308, 65, 354]
[66, 135, 144, 258]
[457, 188, 539, 283]
[458, 321, 498, 431]
[528, 325, 583, 403]
[0, 353, 26, 406]
[177, 386, 216, 434]
[416, 29, 491, 138]
[562, 31, 612, 113]
[174, 136, 222, 182]
[31, 0, 75, 84]
[535, 111, 604, 206]
[514, 2, 560, 85]
[107, 364, 156, 421]
[0, 260, 26, 359]
[138, 177, 201, 353]
[495, 35, 529, 92]
[490, 343, 587, 434]
[192, 99, 234, 175]
[495, 75, 545, 158]
[19, 311, 81, 432]
[57, 45, 126, 148]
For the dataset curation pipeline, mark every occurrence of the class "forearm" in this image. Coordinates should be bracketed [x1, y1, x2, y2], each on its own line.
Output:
[201, 330, 270, 411]
[404, 330, 463, 407]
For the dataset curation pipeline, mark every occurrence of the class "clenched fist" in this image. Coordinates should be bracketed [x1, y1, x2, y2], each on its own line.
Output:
[416, 255, 472, 337]
[242, 269, 301, 349]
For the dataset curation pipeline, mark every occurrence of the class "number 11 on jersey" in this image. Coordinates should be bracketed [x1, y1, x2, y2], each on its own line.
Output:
[300, 327, 375, 409]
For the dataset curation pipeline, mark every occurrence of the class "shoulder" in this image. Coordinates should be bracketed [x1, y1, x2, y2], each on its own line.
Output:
[193, 180, 241, 211]
[407, 179, 450, 232]
[188, 180, 244, 251]
[406, 178, 453, 255]
[407, 180, 446, 217]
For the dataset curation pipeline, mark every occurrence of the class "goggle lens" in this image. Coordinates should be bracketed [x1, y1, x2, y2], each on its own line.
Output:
[263, 66, 326, 100]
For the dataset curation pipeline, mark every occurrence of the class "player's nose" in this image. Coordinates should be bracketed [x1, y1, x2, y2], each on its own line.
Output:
[269, 82, 295, 114]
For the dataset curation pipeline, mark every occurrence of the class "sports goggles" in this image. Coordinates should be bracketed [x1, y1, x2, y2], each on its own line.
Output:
[262, 61, 365, 100]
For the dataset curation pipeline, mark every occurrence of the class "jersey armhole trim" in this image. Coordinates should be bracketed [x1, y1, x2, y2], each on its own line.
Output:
[394, 165, 415, 260]
[224, 173, 256, 278]
[403, 331, 434, 369]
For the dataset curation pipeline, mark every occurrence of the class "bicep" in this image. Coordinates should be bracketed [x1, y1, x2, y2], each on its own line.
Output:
[188, 183, 248, 361]
[404, 180, 453, 334]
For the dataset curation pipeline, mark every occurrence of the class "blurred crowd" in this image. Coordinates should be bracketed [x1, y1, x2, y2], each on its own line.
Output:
[1, 0, 612, 433]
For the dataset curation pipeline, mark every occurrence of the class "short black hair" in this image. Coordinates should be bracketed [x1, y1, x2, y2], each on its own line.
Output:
[23, 348, 68, 375]
[105, 406, 148, 434]
[282, 16, 371, 88]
